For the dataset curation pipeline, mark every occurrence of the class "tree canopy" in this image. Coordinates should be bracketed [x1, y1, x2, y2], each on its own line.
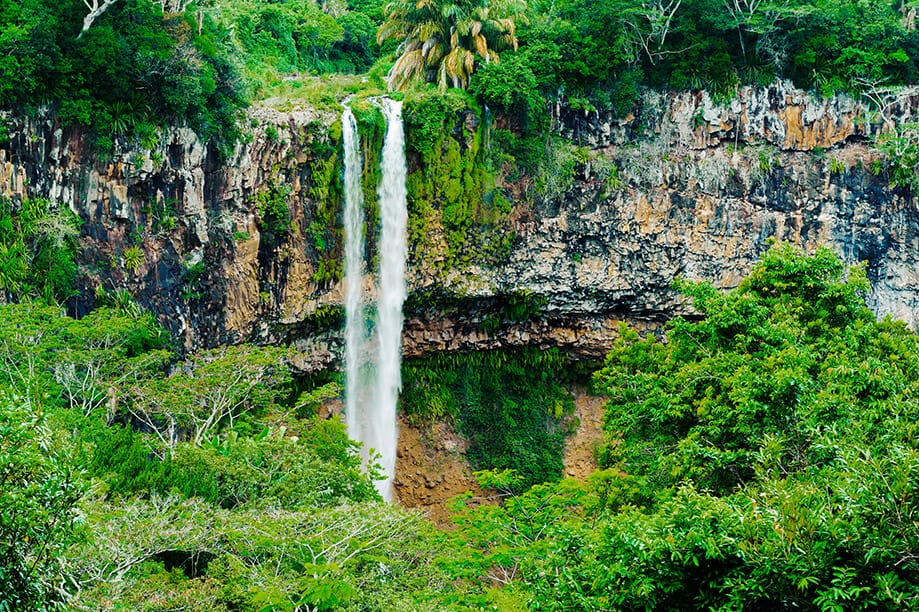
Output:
[5, 0, 918, 144]
[378, 0, 525, 90]
[449, 244, 919, 610]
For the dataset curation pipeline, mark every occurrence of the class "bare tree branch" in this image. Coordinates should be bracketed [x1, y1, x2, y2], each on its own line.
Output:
[622, 0, 684, 65]
[78, 0, 119, 39]
[154, 0, 195, 14]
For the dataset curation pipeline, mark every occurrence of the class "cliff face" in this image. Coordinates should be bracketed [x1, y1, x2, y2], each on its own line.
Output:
[539, 82, 918, 322]
[0, 105, 346, 360]
[1, 82, 917, 364]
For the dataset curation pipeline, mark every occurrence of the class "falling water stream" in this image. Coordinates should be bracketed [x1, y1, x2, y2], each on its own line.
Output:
[342, 106, 367, 444]
[372, 98, 407, 501]
[342, 99, 407, 501]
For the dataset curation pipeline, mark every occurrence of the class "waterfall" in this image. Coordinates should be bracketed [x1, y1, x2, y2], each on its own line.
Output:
[371, 98, 407, 501]
[342, 99, 407, 502]
[342, 107, 367, 443]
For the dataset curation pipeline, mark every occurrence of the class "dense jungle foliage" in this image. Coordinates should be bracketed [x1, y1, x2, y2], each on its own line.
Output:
[3, 0, 919, 610]
[402, 347, 575, 491]
[2, 0, 919, 147]
[3, 225, 919, 608]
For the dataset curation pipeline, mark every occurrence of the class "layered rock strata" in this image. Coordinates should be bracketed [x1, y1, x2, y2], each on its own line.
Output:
[1, 82, 917, 364]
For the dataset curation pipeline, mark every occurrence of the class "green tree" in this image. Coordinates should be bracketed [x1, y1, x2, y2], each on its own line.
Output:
[432, 245, 919, 611]
[378, 0, 526, 90]
[595, 243, 879, 495]
[127, 345, 292, 449]
[0, 395, 85, 610]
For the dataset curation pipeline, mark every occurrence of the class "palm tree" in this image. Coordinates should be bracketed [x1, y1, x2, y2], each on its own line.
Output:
[378, 0, 525, 91]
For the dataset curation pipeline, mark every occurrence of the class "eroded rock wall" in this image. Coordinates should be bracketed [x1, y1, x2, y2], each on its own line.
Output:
[558, 80, 919, 150]
[1, 83, 917, 365]
[0, 105, 346, 358]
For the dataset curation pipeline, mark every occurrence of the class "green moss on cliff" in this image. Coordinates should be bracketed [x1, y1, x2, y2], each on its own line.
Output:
[352, 99, 385, 260]
[305, 121, 344, 287]
[403, 90, 515, 270]
[402, 348, 575, 492]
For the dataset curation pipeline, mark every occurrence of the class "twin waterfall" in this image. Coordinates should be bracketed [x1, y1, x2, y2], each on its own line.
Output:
[342, 100, 407, 502]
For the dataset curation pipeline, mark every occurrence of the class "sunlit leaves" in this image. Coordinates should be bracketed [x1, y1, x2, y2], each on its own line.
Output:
[378, 0, 524, 90]
[0, 395, 84, 610]
[515, 244, 919, 609]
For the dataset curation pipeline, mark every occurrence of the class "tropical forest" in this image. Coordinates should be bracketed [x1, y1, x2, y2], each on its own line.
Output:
[2, 0, 919, 610]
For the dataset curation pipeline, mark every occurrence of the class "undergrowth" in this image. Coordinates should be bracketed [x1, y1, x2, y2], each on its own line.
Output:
[401, 348, 576, 491]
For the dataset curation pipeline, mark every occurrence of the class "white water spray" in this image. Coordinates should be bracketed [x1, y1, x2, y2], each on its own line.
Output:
[342, 99, 407, 502]
[342, 107, 368, 441]
[370, 98, 407, 501]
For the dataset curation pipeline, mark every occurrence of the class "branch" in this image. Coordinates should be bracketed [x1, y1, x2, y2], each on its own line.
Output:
[156, 0, 195, 14]
[78, 0, 119, 39]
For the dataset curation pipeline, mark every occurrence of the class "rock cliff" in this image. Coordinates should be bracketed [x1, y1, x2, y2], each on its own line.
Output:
[1, 82, 917, 365]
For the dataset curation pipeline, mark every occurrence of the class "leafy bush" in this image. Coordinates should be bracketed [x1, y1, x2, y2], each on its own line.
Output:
[469, 54, 544, 130]
[122, 245, 145, 275]
[595, 243, 881, 495]
[0, 395, 85, 610]
[254, 183, 293, 239]
[0, 197, 81, 304]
